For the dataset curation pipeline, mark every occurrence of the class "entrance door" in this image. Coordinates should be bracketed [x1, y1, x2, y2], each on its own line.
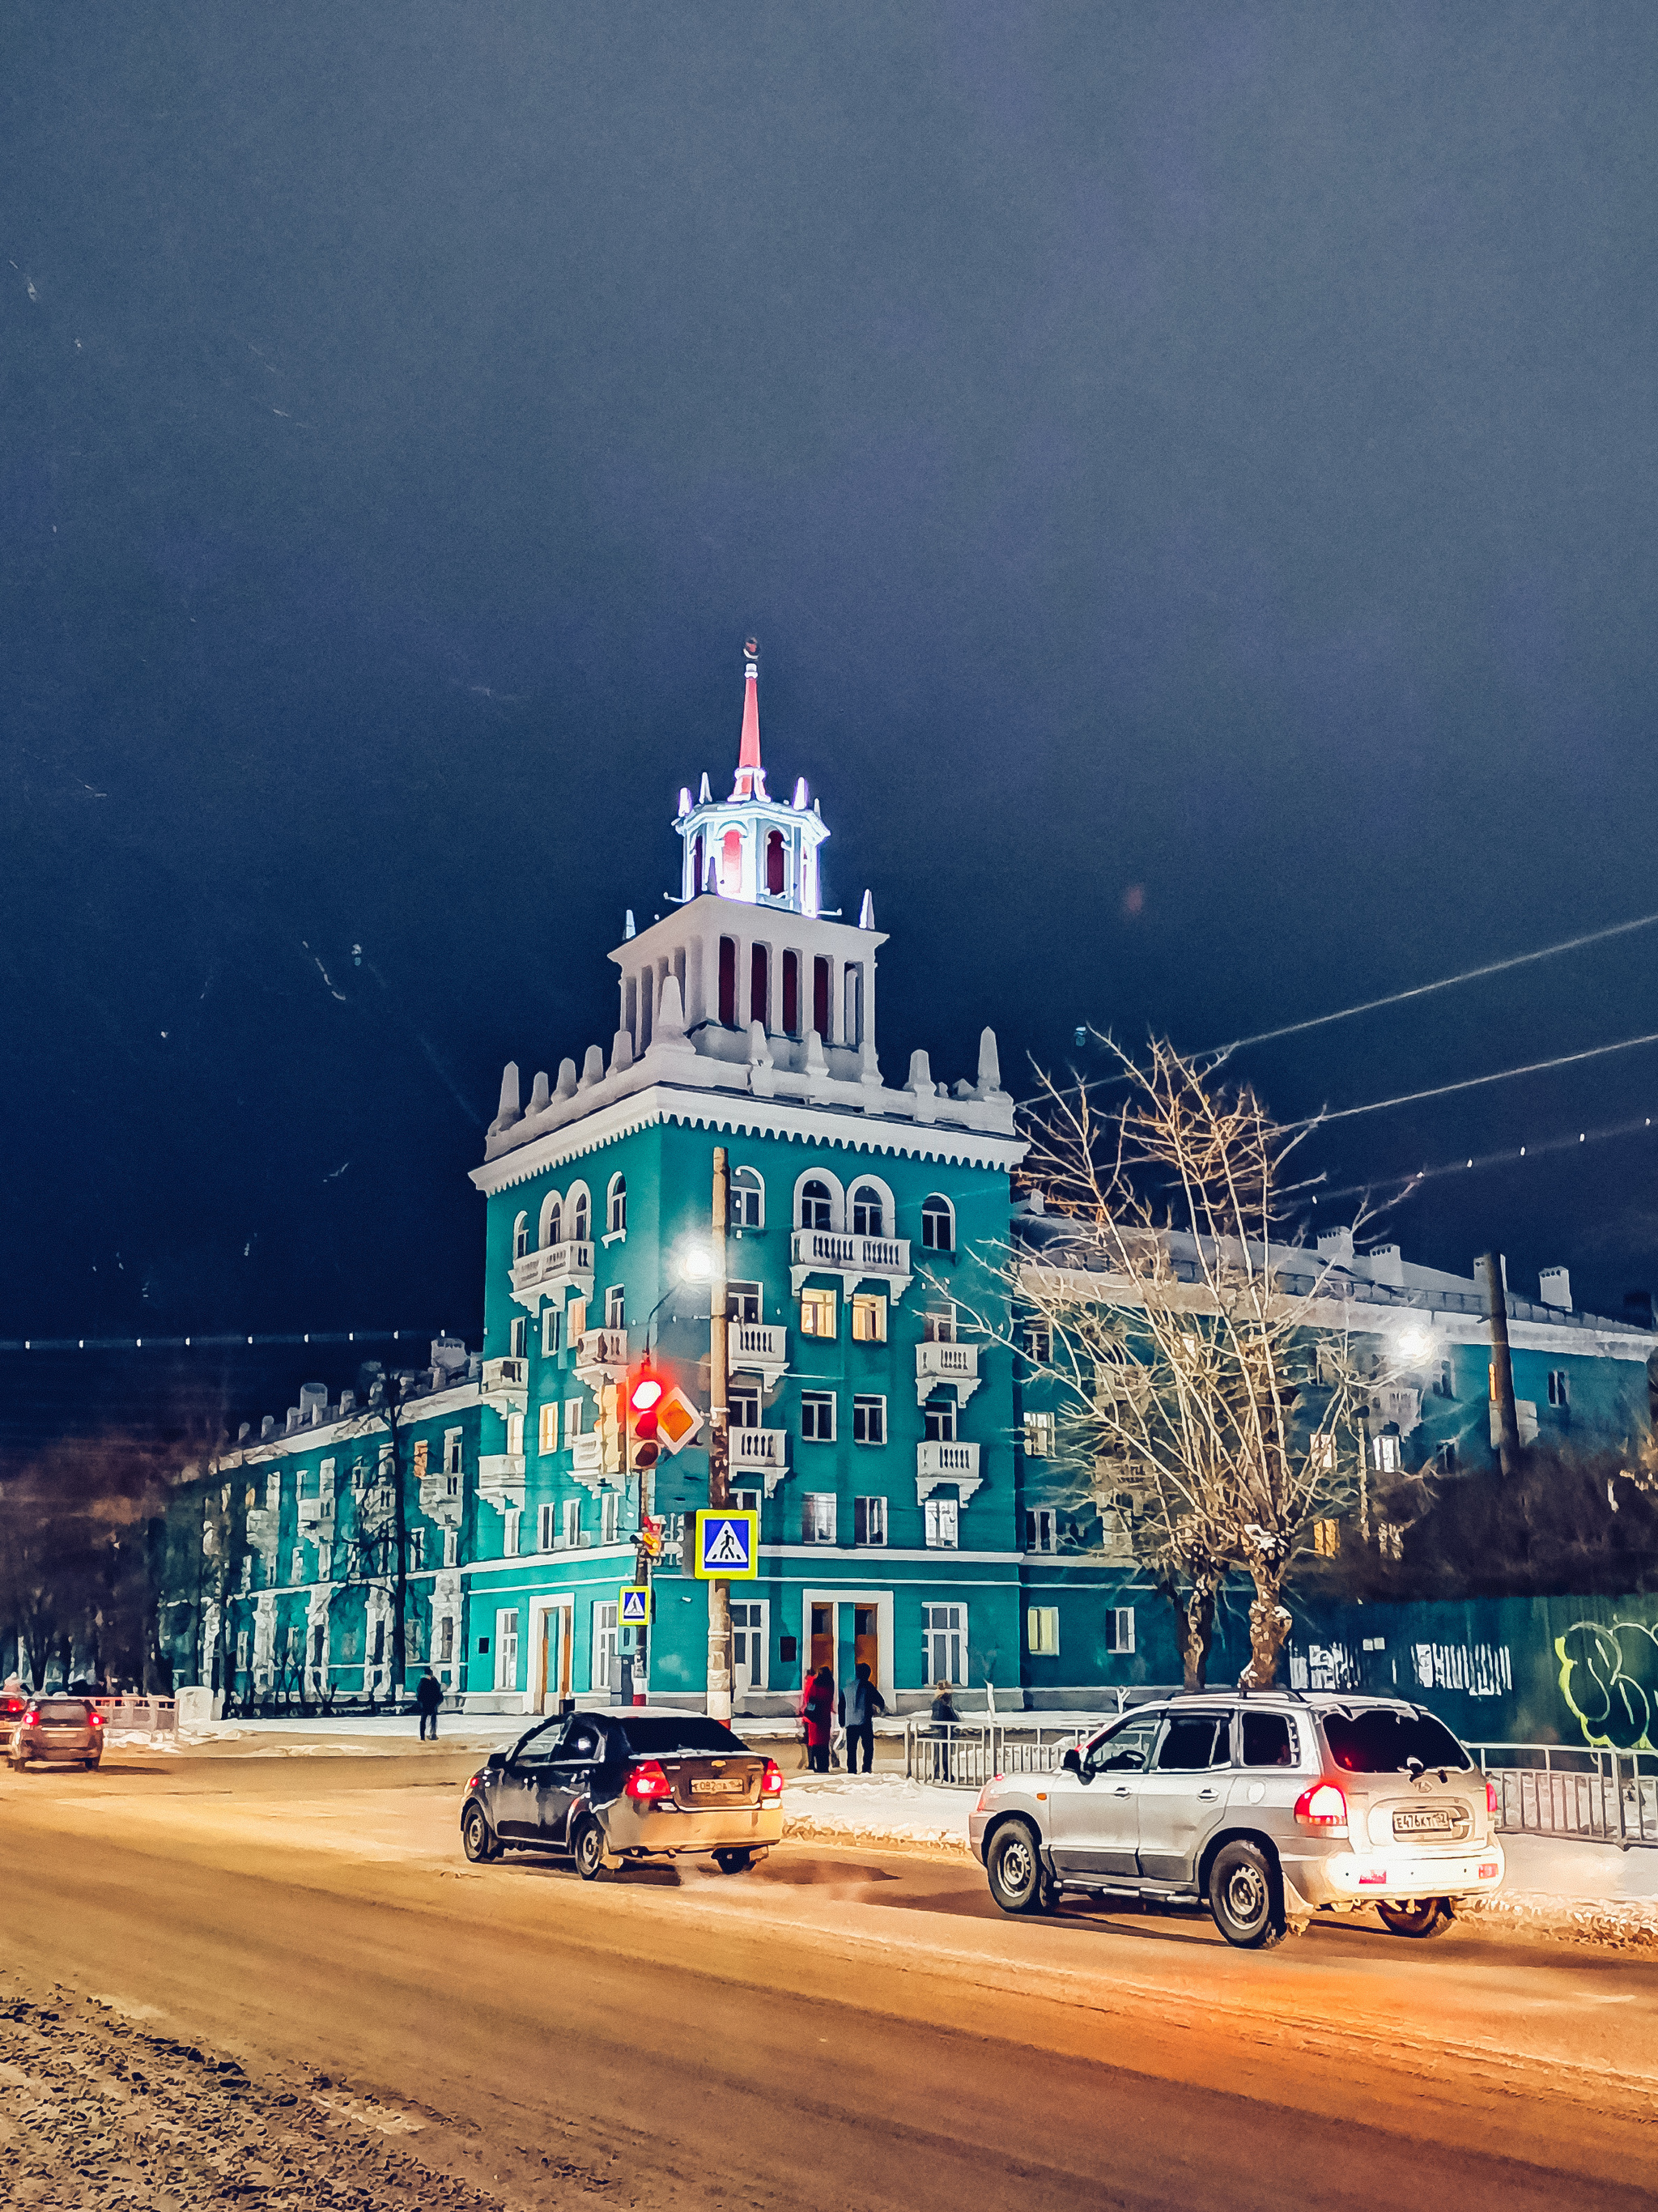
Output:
[1048, 1711, 1160, 1879]
[591, 1602, 619, 1703]
[852, 1606, 878, 1680]
[538, 1602, 574, 1714]
[810, 1603, 834, 1673]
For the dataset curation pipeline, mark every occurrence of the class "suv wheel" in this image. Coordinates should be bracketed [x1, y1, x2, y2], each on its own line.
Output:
[571, 1817, 608, 1881]
[986, 1820, 1048, 1915]
[461, 1803, 498, 1864]
[1376, 1896, 1455, 1939]
[1208, 1840, 1287, 1949]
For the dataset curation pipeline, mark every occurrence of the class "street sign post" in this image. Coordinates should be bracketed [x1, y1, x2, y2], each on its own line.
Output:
[619, 1584, 653, 1627]
[688, 1509, 759, 1580]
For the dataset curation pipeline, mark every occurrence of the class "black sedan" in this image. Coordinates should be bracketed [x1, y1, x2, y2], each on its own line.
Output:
[461, 1707, 784, 1878]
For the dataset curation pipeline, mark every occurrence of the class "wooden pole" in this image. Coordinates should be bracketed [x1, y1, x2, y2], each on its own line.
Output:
[1478, 1251, 1521, 1479]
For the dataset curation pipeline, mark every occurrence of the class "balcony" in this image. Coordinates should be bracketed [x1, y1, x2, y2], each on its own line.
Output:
[509, 1240, 595, 1313]
[296, 1495, 336, 1531]
[574, 1327, 629, 1385]
[730, 1424, 789, 1497]
[419, 1472, 465, 1528]
[569, 1431, 620, 1495]
[729, 1322, 789, 1389]
[244, 1507, 279, 1555]
[915, 1341, 981, 1407]
[478, 1453, 525, 1511]
[481, 1355, 528, 1414]
[790, 1228, 912, 1298]
[916, 1439, 982, 1505]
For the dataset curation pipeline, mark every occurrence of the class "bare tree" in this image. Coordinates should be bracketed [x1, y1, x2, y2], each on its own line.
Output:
[323, 1374, 417, 1704]
[993, 1037, 1379, 1688]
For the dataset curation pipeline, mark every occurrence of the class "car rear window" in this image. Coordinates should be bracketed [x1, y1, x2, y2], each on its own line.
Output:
[1320, 1707, 1470, 1773]
[617, 1716, 750, 1758]
[1241, 1713, 1297, 1767]
[37, 1699, 88, 1721]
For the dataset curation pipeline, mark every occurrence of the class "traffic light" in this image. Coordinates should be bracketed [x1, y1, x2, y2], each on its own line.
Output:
[627, 1362, 665, 1467]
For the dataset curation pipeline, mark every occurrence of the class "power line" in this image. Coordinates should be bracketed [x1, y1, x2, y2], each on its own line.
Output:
[1290, 1027, 1658, 1129]
[1310, 1109, 1658, 1207]
[0, 1326, 453, 1355]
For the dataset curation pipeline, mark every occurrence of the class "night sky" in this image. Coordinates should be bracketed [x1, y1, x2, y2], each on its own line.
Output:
[4, 6, 1656, 1442]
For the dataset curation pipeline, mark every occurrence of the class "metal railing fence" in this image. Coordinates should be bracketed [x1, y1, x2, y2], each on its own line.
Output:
[1466, 1742, 1658, 1850]
[91, 1695, 178, 1735]
[904, 1718, 1090, 1789]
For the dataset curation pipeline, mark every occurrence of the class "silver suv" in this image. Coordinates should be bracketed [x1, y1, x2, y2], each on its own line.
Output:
[968, 1693, 1503, 1948]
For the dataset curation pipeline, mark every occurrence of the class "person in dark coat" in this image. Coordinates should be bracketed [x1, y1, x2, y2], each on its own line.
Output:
[838, 1661, 887, 1774]
[415, 1668, 444, 1739]
[801, 1666, 835, 1773]
[929, 1682, 960, 1729]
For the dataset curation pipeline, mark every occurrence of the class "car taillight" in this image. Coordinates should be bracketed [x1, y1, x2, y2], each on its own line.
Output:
[1294, 1781, 1349, 1828]
[1486, 1780, 1499, 1815]
[623, 1759, 672, 1802]
[89, 1712, 104, 1726]
[467, 1772, 484, 1792]
[23, 1710, 38, 1727]
[761, 1759, 784, 1797]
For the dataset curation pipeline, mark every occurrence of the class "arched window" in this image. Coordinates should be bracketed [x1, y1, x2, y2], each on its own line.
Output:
[765, 829, 786, 897]
[921, 1194, 955, 1253]
[782, 949, 801, 1035]
[721, 826, 743, 894]
[607, 1173, 627, 1236]
[750, 942, 769, 1030]
[572, 1189, 590, 1243]
[540, 1193, 562, 1250]
[852, 1184, 885, 1237]
[732, 1165, 764, 1229]
[800, 1180, 834, 1231]
[691, 832, 704, 896]
[718, 936, 737, 1027]
[512, 1211, 530, 1261]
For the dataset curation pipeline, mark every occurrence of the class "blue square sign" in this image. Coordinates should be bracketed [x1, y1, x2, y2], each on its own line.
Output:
[690, 1509, 759, 1580]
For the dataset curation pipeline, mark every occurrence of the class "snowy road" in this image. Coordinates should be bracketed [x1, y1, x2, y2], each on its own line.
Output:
[2, 1744, 1656, 2210]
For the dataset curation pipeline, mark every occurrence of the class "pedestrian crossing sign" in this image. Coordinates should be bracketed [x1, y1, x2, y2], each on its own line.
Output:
[619, 1585, 652, 1625]
[689, 1509, 759, 1580]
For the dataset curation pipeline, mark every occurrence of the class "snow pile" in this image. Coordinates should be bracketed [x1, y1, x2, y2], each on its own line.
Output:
[781, 1775, 976, 1857]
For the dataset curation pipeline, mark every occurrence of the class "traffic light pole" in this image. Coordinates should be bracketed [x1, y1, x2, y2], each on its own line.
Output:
[706, 1145, 732, 1721]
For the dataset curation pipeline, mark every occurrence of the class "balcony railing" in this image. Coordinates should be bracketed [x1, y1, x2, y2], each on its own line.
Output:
[729, 1323, 789, 1386]
[730, 1423, 789, 1497]
[789, 1228, 912, 1297]
[419, 1474, 464, 1526]
[481, 1355, 528, 1413]
[478, 1452, 525, 1508]
[915, 1341, 980, 1406]
[509, 1240, 595, 1312]
[574, 1327, 629, 1380]
[244, 1507, 278, 1554]
[296, 1496, 336, 1530]
[916, 1438, 982, 1504]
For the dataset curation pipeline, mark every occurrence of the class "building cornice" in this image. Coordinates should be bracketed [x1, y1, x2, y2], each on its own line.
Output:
[210, 1380, 481, 1472]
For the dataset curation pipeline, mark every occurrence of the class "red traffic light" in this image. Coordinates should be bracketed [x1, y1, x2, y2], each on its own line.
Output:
[627, 1364, 664, 1461]
[630, 1375, 664, 1414]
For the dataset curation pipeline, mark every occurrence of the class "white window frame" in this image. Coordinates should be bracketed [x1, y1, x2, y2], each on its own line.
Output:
[925, 1496, 959, 1549]
[1023, 1410, 1055, 1457]
[1027, 1606, 1060, 1657]
[513, 1210, 530, 1260]
[853, 1495, 886, 1546]
[602, 1489, 621, 1544]
[407, 1527, 425, 1571]
[729, 1597, 771, 1692]
[923, 1603, 967, 1687]
[731, 1165, 764, 1229]
[495, 1609, 520, 1693]
[538, 1402, 559, 1455]
[565, 1396, 584, 1440]
[506, 1410, 525, 1457]
[509, 1313, 528, 1360]
[924, 1397, 958, 1443]
[852, 1394, 886, 1445]
[851, 1292, 887, 1343]
[1547, 1368, 1569, 1408]
[920, 1193, 955, 1252]
[800, 1287, 837, 1338]
[542, 1306, 561, 1358]
[443, 1428, 463, 1474]
[290, 1545, 305, 1585]
[801, 1390, 836, 1443]
[538, 1189, 563, 1249]
[849, 1180, 888, 1237]
[1027, 1507, 1056, 1553]
[801, 1492, 837, 1545]
[592, 1600, 619, 1698]
[729, 1381, 762, 1430]
[562, 1497, 581, 1549]
[606, 1172, 627, 1236]
[538, 1502, 557, 1553]
[605, 1283, 625, 1329]
[442, 1529, 457, 1568]
[793, 1168, 844, 1231]
[1372, 1432, 1402, 1473]
[923, 1308, 957, 1344]
[1104, 1606, 1136, 1655]
[504, 1508, 521, 1558]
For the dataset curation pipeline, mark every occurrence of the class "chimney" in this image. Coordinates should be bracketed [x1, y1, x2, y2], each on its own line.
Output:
[1538, 1267, 1571, 1311]
[1316, 1227, 1354, 1261]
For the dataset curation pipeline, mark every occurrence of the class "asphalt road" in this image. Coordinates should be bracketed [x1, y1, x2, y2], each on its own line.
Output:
[3, 1745, 1656, 2211]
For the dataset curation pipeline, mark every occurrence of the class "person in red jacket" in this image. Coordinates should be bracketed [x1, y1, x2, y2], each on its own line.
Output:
[801, 1666, 835, 1773]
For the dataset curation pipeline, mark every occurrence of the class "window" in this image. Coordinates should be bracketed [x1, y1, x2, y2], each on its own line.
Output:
[923, 1308, 957, 1344]
[852, 1184, 885, 1236]
[719, 936, 738, 1026]
[729, 1383, 760, 1430]
[538, 1503, 557, 1551]
[542, 1306, 561, 1358]
[853, 1495, 886, 1546]
[1026, 1508, 1056, 1553]
[843, 963, 863, 1048]
[925, 1496, 959, 1547]
[800, 1287, 837, 1338]
[923, 1398, 957, 1443]
[1371, 1431, 1402, 1473]
[851, 1293, 887, 1343]
[571, 1189, 589, 1243]
[320, 1457, 337, 1499]
[1027, 1606, 1060, 1657]
[439, 1616, 455, 1665]
[601, 1490, 621, 1545]
[1242, 1712, 1296, 1767]
[504, 1509, 521, 1558]
[799, 1179, 834, 1231]
[1312, 1518, 1340, 1557]
[509, 1315, 528, 1361]
[495, 1609, 519, 1693]
[1104, 1606, 1136, 1654]
[1086, 1715, 1158, 1776]
[1023, 1410, 1055, 1457]
[920, 1195, 954, 1252]
[605, 1284, 625, 1329]
[372, 1618, 385, 1667]
[764, 830, 786, 899]
[732, 1597, 770, 1691]
[1547, 1369, 1570, 1408]
[750, 942, 769, 1027]
[1156, 1715, 1230, 1771]
[813, 955, 831, 1040]
[312, 1623, 326, 1669]
[782, 950, 801, 1036]
[443, 1529, 457, 1567]
[563, 1498, 581, 1549]
[408, 1529, 425, 1571]
[538, 1402, 559, 1455]
[291, 1546, 304, 1584]
[565, 1397, 584, 1439]
[1435, 1441, 1459, 1475]
[542, 1194, 563, 1249]
[726, 1279, 762, 1322]
[733, 1488, 761, 1516]
[923, 1603, 967, 1686]
[1023, 1323, 1052, 1362]
[1310, 1432, 1337, 1475]
[731, 1168, 764, 1229]
[802, 1493, 837, 1544]
[513, 1211, 530, 1260]
[318, 1542, 333, 1579]
[506, 1410, 525, 1457]
[607, 1174, 627, 1236]
[444, 1428, 463, 1475]
[852, 1395, 886, 1445]
[801, 1391, 835, 1442]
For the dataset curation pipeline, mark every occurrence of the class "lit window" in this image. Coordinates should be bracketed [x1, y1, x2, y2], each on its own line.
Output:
[732, 1166, 764, 1228]
[1027, 1606, 1060, 1657]
[851, 1293, 887, 1343]
[1023, 1410, 1055, 1457]
[925, 1497, 959, 1548]
[1371, 1432, 1402, 1473]
[920, 1195, 954, 1252]
[853, 1495, 886, 1546]
[538, 1402, 559, 1455]
[800, 1287, 837, 1338]
[802, 1493, 837, 1544]
[799, 1180, 834, 1231]
[607, 1175, 627, 1236]
[852, 1184, 885, 1237]
[801, 1391, 835, 1442]
[1312, 1518, 1340, 1558]
[506, 1410, 525, 1457]
[852, 1395, 885, 1445]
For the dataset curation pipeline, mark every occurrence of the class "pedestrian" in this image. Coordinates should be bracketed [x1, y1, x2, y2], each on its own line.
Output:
[929, 1680, 960, 1729]
[801, 1665, 835, 1774]
[838, 1661, 886, 1774]
[415, 1667, 443, 1741]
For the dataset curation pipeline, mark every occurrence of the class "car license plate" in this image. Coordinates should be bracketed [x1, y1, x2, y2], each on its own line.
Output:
[1393, 1808, 1457, 1836]
[691, 1778, 742, 1796]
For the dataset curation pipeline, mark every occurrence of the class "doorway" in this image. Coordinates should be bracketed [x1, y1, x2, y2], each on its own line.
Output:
[810, 1603, 834, 1674]
[852, 1605, 879, 1681]
[534, 1597, 574, 1713]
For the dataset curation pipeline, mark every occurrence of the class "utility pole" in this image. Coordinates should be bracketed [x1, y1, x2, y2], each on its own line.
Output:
[1477, 1251, 1521, 1479]
[707, 1145, 732, 1721]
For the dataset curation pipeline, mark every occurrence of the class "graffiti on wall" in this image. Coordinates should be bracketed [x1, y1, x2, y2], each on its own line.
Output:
[1557, 1619, 1658, 1750]
[1289, 1637, 1512, 1699]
